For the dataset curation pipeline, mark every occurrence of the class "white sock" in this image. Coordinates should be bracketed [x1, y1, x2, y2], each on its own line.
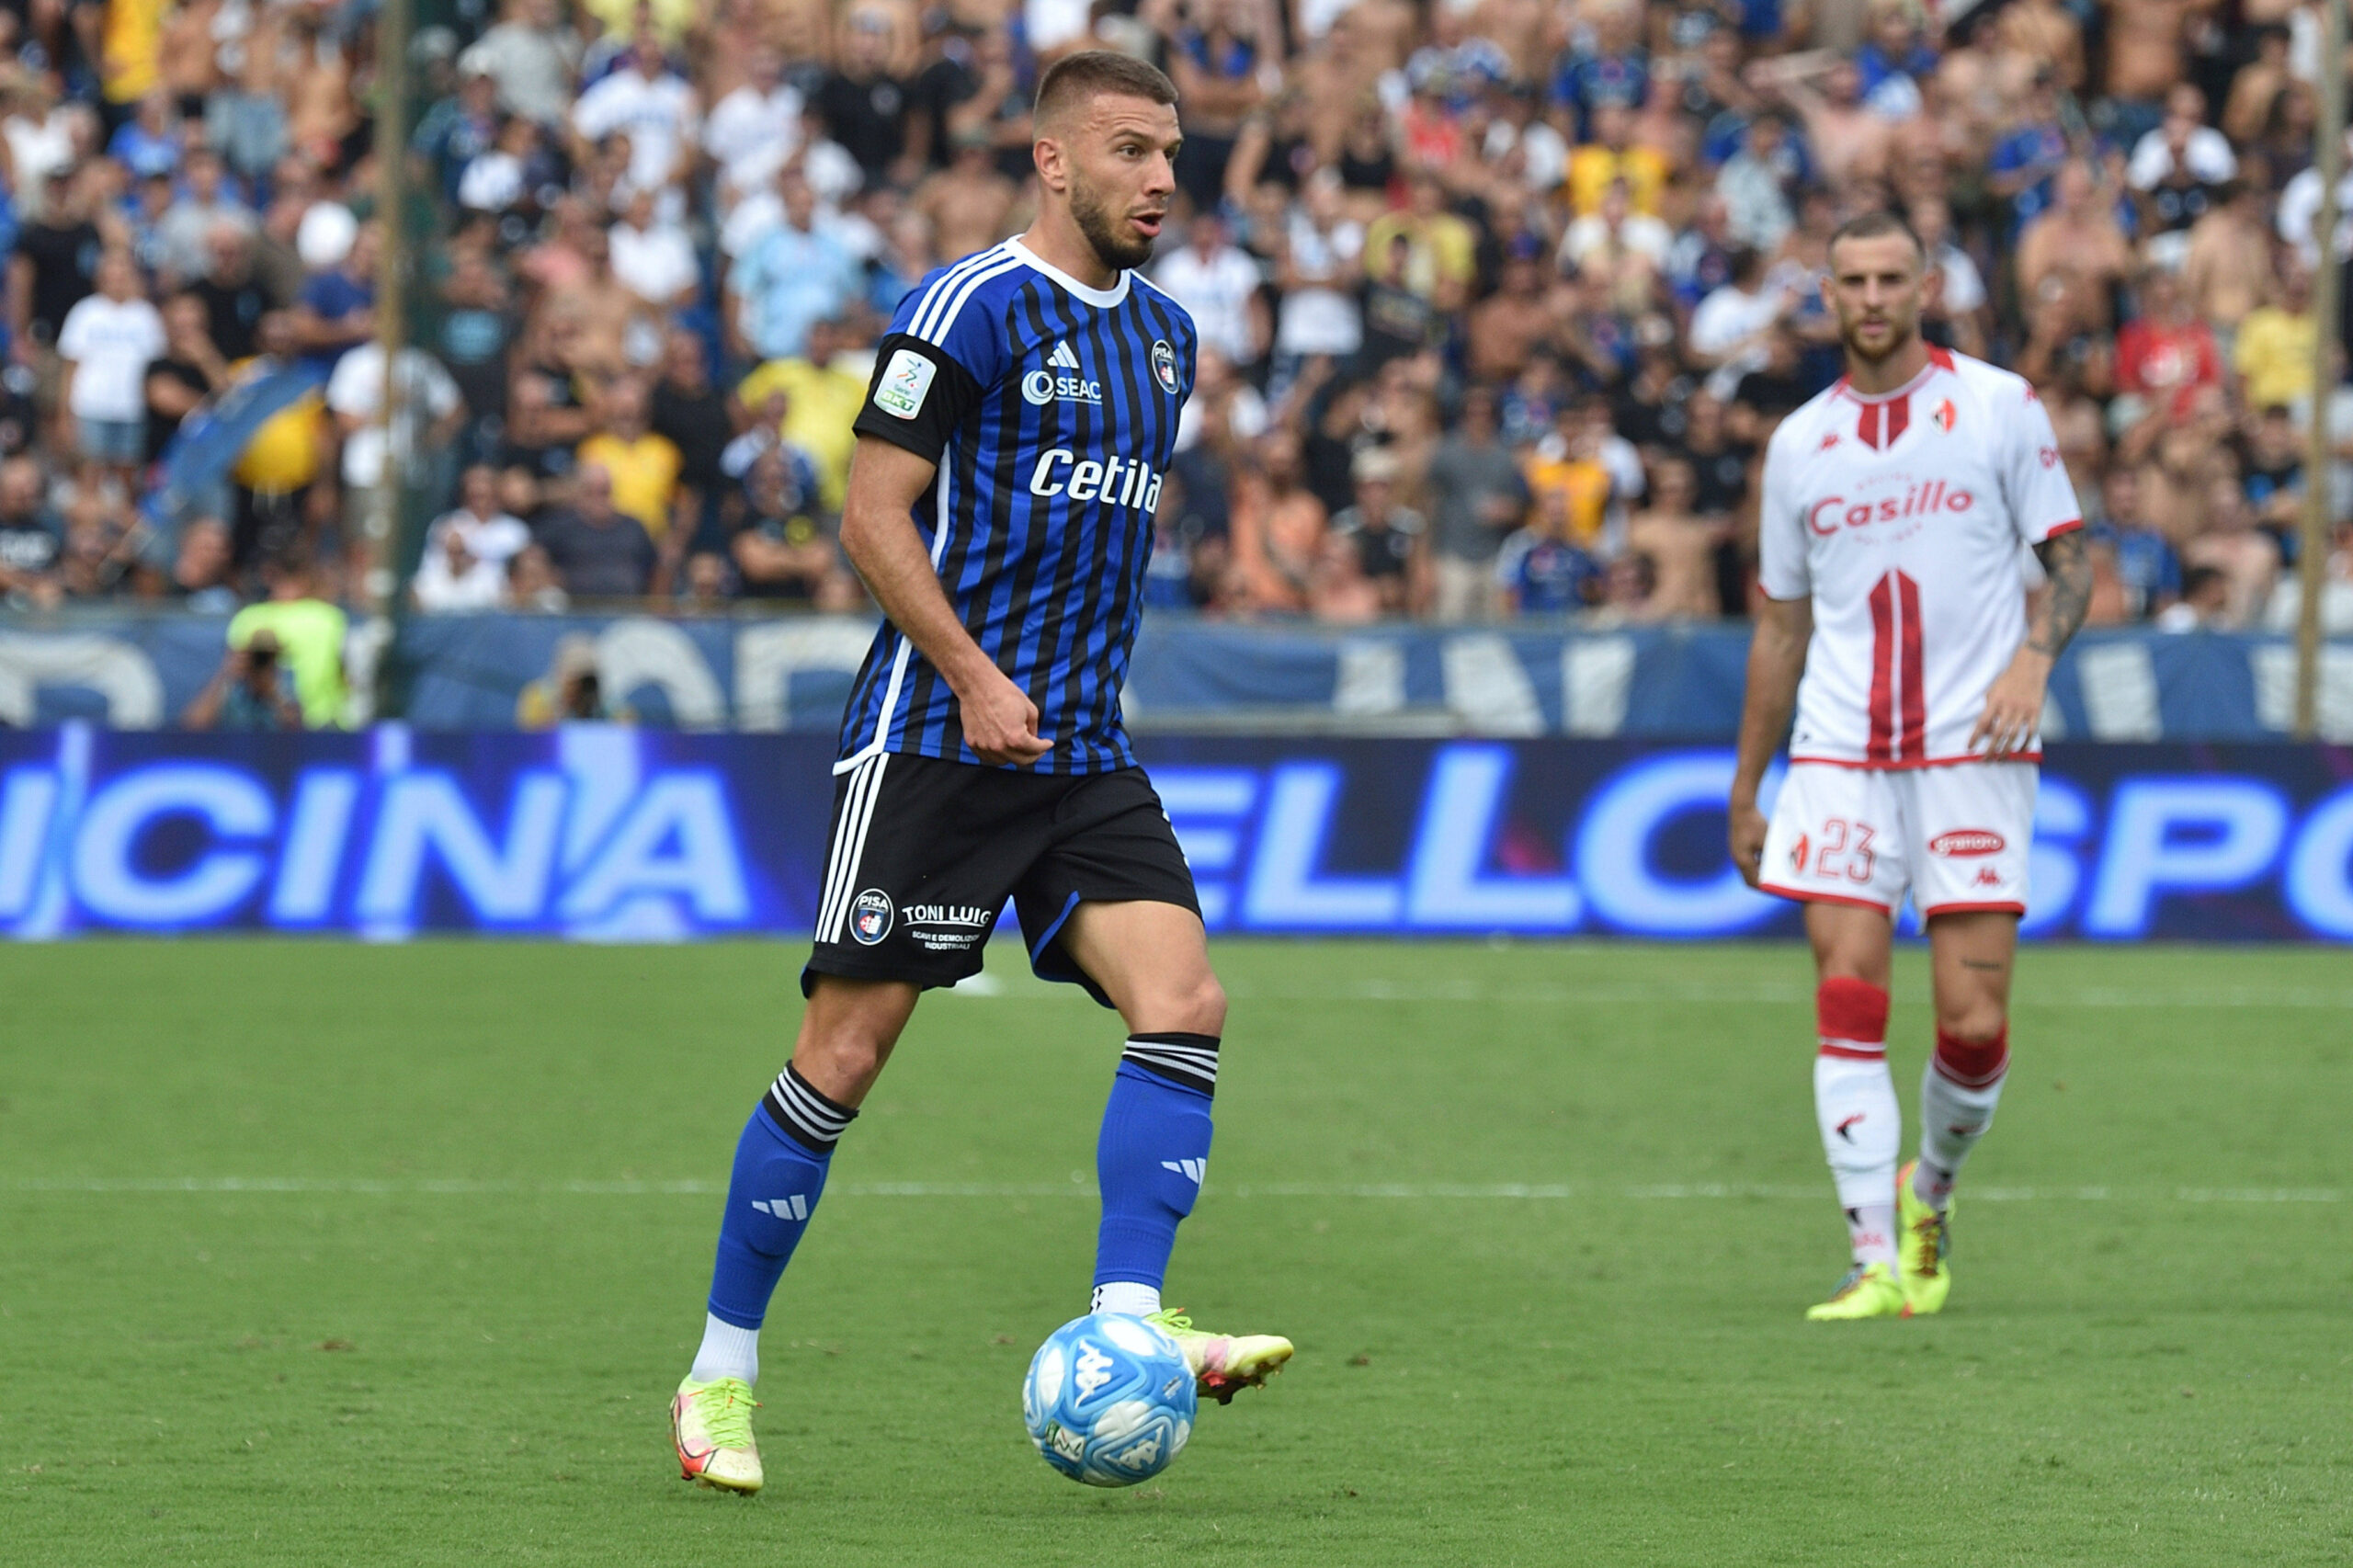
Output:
[1915, 1031, 2009, 1211]
[1091, 1281, 1161, 1318]
[1813, 978, 1898, 1269]
[689, 1312, 761, 1386]
[1816, 1054, 1901, 1270]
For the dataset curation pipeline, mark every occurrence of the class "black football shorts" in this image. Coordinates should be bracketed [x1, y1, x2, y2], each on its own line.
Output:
[802, 752, 1199, 1005]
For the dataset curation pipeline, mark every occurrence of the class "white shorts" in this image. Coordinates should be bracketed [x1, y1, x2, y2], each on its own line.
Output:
[1760, 761, 2036, 919]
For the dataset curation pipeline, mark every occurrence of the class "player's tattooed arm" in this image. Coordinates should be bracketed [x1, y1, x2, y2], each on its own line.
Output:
[2026, 528, 2093, 659]
[1972, 528, 2091, 758]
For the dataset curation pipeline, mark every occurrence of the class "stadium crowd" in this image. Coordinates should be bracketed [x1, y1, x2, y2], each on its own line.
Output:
[2, 0, 2352, 656]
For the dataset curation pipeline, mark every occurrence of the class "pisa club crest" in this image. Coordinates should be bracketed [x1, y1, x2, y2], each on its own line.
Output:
[1152, 340, 1178, 394]
[850, 889, 894, 945]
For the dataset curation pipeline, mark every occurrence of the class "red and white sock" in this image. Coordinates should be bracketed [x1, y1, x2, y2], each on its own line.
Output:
[1813, 977, 1899, 1270]
[1914, 1026, 2009, 1211]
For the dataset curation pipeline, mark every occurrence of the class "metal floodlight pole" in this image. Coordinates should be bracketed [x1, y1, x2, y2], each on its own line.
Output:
[369, 0, 414, 714]
[2299, 0, 2347, 741]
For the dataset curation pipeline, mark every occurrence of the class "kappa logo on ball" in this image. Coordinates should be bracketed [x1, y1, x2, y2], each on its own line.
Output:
[1928, 829, 2006, 858]
[1151, 339, 1178, 394]
[849, 888, 894, 944]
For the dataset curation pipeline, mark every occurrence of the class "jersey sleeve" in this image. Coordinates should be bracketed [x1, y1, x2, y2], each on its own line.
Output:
[1996, 383, 2083, 544]
[850, 264, 1007, 464]
[1754, 424, 1812, 601]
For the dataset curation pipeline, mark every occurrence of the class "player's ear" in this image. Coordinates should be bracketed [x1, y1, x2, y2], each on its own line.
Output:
[1033, 131, 1067, 194]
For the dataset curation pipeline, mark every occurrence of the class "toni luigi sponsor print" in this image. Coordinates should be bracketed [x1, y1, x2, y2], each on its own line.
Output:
[2, 727, 2351, 942]
[846, 888, 996, 952]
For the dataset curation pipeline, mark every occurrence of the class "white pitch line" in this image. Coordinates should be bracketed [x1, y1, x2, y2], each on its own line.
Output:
[0, 1177, 2338, 1203]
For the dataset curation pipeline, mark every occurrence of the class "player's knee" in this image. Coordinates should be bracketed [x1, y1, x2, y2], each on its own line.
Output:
[1157, 972, 1225, 1038]
[1934, 1001, 2007, 1045]
[793, 1030, 889, 1105]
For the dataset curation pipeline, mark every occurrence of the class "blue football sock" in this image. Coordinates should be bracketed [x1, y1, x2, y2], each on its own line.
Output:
[706, 1064, 858, 1331]
[1094, 1034, 1219, 1296]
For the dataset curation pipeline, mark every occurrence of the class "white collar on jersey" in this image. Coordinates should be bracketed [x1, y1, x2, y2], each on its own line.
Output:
[1006, 236, 1131, 308]
[1834, 348, 1951, 405]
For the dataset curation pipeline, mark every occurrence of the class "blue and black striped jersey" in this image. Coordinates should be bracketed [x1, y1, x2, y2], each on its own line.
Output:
[839, 238, 1199, 776]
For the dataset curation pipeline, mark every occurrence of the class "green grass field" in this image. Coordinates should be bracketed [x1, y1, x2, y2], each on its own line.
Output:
[2, 939, 2349, 1566]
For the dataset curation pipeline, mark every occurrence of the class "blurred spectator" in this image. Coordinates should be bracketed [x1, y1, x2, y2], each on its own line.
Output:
[1330, 446, 1427, 618]
[2155, 563, 2234, 631]
[191, 224, 275, 362]
[327, 338, 467, 574]
[1425, 387, 1529, 621]
[517, 633, 612, 726]
[290, 211, 375, 370]
[726, 173, 859, 365]
[736, 316, 867, 511]
[577, 377, 687, 544]
[535, 461, 665, 598]
[2113, 268, 2222, 434]
[415, 464, 532, 617]
[1624, 457, 1721, 620]
[570, 31, 699, 197]
[461, 0, 585, 127]
[145, 294, 228, 465]
[169, 518, 239, 613]
[1228, 426, 1326, 614]
[182, 629, 304, 732]
[2181, 478, 2280, 628]
[0, 457, 63, 608]
[1155, 211, 1263, 372]
[227, 553, 348, 728]
[2094, 466, 2182, 620]
[2234, 266, 2316, 412]
[12, 166, 103, 371]
[1496, 492, 1601, 616]
[728, 448, 851, 606]
[58, 249, 165, 490]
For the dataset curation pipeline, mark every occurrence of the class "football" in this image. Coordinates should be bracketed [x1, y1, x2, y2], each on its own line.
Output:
[1021, 1312, 1198, 1487]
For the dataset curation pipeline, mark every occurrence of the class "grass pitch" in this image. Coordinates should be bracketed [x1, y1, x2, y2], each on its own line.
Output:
[2, 938, 2348, 1566]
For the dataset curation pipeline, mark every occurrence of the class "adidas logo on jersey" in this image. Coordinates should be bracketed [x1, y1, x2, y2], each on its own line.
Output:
[1161, 1159, 1206, 1183]
[1024, 341, 1103, 405]
[752, 1195, 809, 1221]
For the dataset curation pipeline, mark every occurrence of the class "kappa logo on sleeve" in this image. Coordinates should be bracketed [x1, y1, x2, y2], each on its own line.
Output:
[872, 348, 937, 420]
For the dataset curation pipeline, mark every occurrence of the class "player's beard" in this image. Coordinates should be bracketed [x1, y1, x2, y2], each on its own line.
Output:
[1069, 173, 1154, 274]
[1839, 308, 1918, 370]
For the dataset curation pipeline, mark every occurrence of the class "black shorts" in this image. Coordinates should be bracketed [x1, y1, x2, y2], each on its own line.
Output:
[803, 752, 1199, 1006]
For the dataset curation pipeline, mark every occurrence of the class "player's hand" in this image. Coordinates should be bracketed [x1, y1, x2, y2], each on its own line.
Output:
[1727, 794, 1769, 890]
[957, 665, 1051, 767]
[1971, 649, 2052, 759]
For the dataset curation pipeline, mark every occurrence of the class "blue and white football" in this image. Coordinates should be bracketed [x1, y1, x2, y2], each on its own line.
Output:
[1021, 1312, 1197, 1486]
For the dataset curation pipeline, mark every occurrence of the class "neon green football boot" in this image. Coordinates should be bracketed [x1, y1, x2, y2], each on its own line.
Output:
[1805, 1261, 1906, 1321]
[1144, 1311, 1294, 1403]
[1896, 1159, 1953, 1317]
[672, 1375, 762, 1494]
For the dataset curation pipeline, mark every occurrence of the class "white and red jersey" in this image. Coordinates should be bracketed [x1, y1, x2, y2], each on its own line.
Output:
[1757, 346, 2082, 768]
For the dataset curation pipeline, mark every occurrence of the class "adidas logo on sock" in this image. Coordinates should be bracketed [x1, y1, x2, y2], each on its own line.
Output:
[1160, 1159, 1206, 1183]
[751, 1195, 809, 1221]
[1049, 339, 1081, 369]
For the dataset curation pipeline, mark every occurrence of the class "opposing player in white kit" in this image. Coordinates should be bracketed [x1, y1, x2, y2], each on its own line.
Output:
[1729, 212, 2092, 1321]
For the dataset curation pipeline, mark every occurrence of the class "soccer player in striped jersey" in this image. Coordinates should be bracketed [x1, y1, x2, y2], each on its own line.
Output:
[1728, 212, 2092, 1322]
[670, 52, 1290, 1494]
